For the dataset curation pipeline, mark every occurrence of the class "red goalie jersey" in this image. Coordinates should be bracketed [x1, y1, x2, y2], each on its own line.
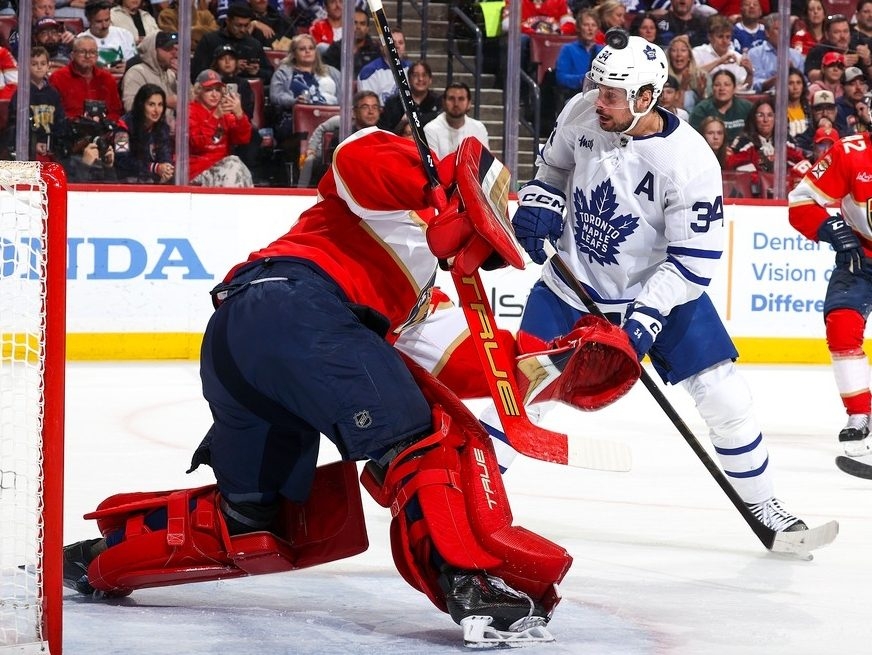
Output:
[789, 132, 872, 250]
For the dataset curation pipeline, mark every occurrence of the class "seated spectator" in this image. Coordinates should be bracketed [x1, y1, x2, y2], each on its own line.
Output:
[188, 68, 253, 187]
[555, 9, 602, 95]
[378, 59, 440, 133]
[790, 0, 825, 56]
[794, 89, 841, 153]
[807, 52, 847, 102]
[726, 98, 805, 173]
[698, 115, 727, 166]
[191, 4, 271, 87]
[689, 69, 752, 143]
[156, 0, 218, 55]
[310, 0, 343, 54]
[322, 8, 381, 77]
[50, 34, 123, 121]
[33, 17, 73, 72]
[730, 0, 766, 54]
[805, 14, 856, 84]
[706, 0, 771, 21]
[504, 0, 576, 36]
[835, 67, 871, 135]
[655, 0, 708, 48]
[81, 0, 137, 74]
[658, 75, 689, 121]
[394, 115, 414, 139]
[0, 44, 17, 101]
[692, 14, 752, 91]
[270, 33, 341, 142]
[423, 82, 489, 159]
[5, 46, 66, 161]
[357, 29, 409, 106]
[114, 82, 174, 183]
[298, 89, 382, 188]
[746, 13, 804, 94]
[247, 0, 295, 51]
[667, 35, 708, 113]
[8, 0, 77, 60]
[786, 66, 811, 142]
[110, 0, 158, 46]
[592, 0, 625, 45]
[629, 12, 660, 44]
[121, 30, 178, 126]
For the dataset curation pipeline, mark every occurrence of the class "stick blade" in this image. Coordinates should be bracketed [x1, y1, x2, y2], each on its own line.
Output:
[770, 520, 839, 558]
[835, 455, 872, 479]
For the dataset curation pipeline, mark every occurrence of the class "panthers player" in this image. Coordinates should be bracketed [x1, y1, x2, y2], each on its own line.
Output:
[511, 29, 808, 533]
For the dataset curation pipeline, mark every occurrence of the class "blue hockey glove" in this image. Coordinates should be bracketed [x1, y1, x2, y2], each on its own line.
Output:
[818, 214, 864, 273]
[621, 304, 666, 361]
[512, 180, 566, 264]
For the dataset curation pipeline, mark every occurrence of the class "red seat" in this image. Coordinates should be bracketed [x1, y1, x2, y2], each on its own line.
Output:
[246, 78, 265, 130]
[721, 170, 769, 199]
[0, 15, 16, 48]
[57, 17, 85, 36]
[529, 33, 574, 85]
[292, 103, 340, 155]
[264, 48, 287, 71]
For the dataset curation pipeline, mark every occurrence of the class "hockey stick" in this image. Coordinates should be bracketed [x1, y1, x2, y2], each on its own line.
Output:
[542, 242, 837, 555]
[835, 455, 872, 479]
[364, 0, 630, 471]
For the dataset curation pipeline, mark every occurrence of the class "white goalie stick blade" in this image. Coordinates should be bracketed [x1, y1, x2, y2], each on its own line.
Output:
[835, 455, 872, 479]
[769, 520, 840, 560]
[460, 615, 555, 649]
[566, 433, 632, 472]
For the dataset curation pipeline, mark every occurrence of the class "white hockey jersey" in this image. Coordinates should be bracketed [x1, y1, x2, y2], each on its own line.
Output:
[533, 92, 726, 320]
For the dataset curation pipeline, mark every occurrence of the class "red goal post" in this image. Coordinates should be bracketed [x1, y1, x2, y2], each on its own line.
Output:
[0, 161, 66, 654]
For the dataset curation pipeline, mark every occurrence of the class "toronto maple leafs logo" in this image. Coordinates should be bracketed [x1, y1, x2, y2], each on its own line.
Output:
[573, 179, 639, 265]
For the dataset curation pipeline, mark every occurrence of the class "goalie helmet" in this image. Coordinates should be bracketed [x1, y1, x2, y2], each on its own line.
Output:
[586, 29, 668, 112]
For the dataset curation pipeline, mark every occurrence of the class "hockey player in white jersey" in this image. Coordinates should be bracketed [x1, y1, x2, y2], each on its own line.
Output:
[511, 29, 808, 533]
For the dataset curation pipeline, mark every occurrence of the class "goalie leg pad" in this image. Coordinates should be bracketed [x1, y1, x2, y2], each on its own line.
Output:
[85, 461, 368, 594]
[517, 314, 640, 410]
[362, 357, 572, 615]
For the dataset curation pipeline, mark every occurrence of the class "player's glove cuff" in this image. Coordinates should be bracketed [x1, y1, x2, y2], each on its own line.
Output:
[621, 304, 665, 361]
[818, 214, 865, 273]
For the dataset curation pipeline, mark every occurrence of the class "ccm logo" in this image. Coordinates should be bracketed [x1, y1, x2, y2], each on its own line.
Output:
[474, 447, 497, 510]
[520, 192, 565, 212]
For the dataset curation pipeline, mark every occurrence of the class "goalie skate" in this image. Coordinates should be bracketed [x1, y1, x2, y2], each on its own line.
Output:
[461, 615, 555, 649]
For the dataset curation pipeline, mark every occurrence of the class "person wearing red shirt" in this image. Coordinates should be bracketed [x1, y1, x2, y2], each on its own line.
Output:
[187, 68, 253, 187]
[49, 34, 123, 121]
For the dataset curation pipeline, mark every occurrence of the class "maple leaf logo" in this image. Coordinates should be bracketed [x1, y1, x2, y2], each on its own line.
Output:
[573, 180, 638, 266]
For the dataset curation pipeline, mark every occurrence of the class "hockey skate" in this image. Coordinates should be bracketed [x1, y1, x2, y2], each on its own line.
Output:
[62, 538, 105, 596]
[745, 497, 807, 533]
[440, 568, 554, 648]
[838, 414, 872, 457]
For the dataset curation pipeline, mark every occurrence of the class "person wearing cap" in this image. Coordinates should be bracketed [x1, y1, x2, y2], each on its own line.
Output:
[808, 51, 847, 101]
[110, 0, 158, 46]
[809, 89, 841, 135]
[812, 125, 838, 159]
[835, 66, 872, 135]
[8, 0, 77, 60]
[188, 68, 253, 187]
[81, 0, 137, 74]
[658, 75, 689, 121]
[745, 13, 804, 93]
[121, 30, 178, 124]
[33, 17, 73, 70]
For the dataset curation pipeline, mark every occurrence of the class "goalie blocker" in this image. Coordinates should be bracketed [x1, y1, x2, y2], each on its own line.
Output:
[70, 361, 571, 639]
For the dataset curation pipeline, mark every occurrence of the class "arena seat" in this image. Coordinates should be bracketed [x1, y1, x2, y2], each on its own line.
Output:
[528, 33, 574, 85]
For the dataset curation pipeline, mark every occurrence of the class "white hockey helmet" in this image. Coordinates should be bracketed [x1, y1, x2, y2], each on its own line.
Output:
[586, 29, 669, 109]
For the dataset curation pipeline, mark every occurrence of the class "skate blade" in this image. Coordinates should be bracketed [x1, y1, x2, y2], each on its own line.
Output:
[460, 615, 554, 649]
[770, 520, 839, 559]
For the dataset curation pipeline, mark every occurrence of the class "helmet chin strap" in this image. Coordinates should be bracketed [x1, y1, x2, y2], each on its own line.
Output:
[621, 94, 657, 135]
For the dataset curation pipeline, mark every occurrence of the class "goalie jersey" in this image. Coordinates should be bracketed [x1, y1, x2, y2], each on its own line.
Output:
[534, 92, 726, 320]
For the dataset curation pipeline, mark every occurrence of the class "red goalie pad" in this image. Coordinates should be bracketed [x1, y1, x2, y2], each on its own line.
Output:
[83, 461, 368, 595]
[518, 315, 641, 411]
[361, 356, 572, 616]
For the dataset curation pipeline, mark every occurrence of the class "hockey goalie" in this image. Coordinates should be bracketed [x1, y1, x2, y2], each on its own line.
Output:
[62, 131, 639, 648]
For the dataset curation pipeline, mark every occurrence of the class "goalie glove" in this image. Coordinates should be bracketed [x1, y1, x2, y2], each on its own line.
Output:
[817, 214, 865, 274]
[621, 303, 665, 361]
[512, 181, 566, 265]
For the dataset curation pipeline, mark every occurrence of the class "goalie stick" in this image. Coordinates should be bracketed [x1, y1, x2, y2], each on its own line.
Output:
[835, 455, 872, 480]
[365, 0, 631, 471]
[542, 242, 838, 556]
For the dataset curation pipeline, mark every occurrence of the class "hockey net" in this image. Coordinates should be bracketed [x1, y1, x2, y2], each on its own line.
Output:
[0, 162, 66, 654]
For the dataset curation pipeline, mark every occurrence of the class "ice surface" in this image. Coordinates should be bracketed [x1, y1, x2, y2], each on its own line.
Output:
[62, 362, 872, 654]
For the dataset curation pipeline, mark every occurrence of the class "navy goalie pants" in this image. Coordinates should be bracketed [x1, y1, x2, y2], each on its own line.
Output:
[197, 259, 432, 504]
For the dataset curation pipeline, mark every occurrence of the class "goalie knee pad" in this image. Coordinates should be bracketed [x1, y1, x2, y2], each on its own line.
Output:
[361, 358, 572, 617]
[517, 314, 640, 410]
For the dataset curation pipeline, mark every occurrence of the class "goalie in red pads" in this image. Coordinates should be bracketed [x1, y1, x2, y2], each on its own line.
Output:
[63, 130, 583, 647]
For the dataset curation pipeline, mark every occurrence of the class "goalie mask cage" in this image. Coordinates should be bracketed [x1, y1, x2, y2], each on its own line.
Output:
[0, 162, 66, 654]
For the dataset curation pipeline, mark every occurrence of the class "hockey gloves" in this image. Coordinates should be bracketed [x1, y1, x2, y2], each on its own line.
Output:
[621, 303, 665, 361]
[818, 214, 865, 273]
[512, 180, 567, 264]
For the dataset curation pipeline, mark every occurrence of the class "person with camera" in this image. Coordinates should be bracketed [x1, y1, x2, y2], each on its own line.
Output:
[50, 34, 123, 122]
[188, 68, 253, 187]
[114, 83, 174, 184]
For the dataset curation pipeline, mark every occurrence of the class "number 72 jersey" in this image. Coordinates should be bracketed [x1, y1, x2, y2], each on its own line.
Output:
[536, 95, 725, 317]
